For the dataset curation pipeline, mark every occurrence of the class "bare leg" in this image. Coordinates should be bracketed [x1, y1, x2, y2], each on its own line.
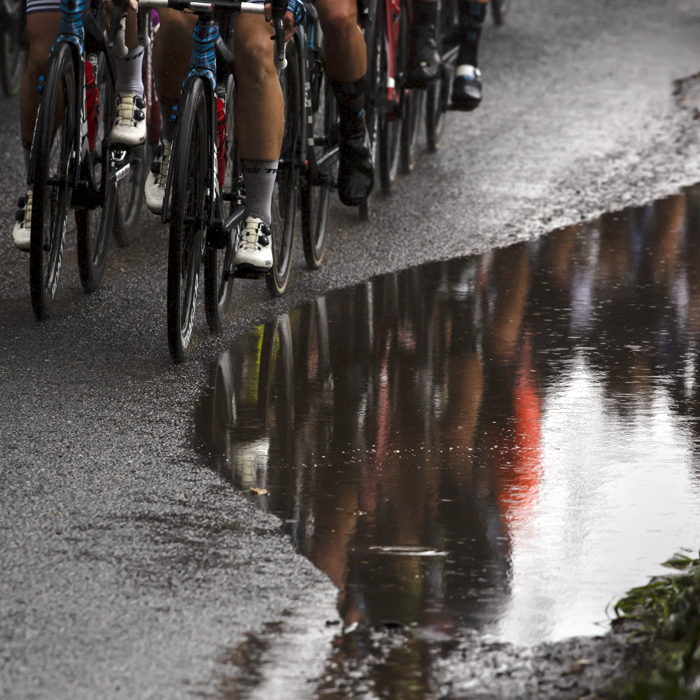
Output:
[20, 13, 62, 148]
[233, 13, 283, 161]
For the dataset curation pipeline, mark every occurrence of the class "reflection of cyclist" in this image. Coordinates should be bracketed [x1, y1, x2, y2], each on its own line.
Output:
[407, 0, 489, 110]
[12, 0, 145, 250]
[145, 2, 303, 274]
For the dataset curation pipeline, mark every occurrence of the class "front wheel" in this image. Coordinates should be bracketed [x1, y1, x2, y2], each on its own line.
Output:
[267, 37, 301, 298]
[30, 42, 75, 319]
[399, 88, 423, 174]
[377, 0, 407, 196]
[167, 76, 208, 362]
[425, 71, 448, 153]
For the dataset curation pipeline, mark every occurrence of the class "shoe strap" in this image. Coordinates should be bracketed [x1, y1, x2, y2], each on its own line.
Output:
[456, 64, 481, 80]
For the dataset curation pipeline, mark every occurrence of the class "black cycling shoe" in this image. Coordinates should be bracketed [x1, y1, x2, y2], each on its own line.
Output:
[451, 64, 482, 111]
[406, 27, 441, 89]
[338, 125, 374, 207]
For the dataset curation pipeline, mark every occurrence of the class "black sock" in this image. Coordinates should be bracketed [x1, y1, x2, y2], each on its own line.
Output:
[458, 1, 487, 67]
[22, 140, 31, 182]
[330, 76, 367, 136]
[414, 1, 438, 29]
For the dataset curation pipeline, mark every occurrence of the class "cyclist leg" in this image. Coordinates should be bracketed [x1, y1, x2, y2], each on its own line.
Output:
[145, 7, 195, 213]
[316, 0, 374, 207]
[110, 7, 147, 146]
[14, 8, 61, 250]
[452, 0, 488, 111]
[407, 0, 441, 89]
[232, 12, 284, 273]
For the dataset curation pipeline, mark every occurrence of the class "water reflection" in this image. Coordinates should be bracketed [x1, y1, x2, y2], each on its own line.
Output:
[195, 187, 700, 657]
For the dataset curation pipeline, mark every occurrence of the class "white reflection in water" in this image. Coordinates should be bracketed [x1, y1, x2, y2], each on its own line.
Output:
[499, 355, 700, 644]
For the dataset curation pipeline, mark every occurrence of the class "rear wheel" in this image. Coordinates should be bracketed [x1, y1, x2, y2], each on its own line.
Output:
[30, 43, 75, 319]
[204, 73, 237, 334]
[167, 77, 208, 362]
[267, 37, 301, 298]
[111, 140, 147, 247]
[76, 52, 115, 293]
[300, 66, 337, 270]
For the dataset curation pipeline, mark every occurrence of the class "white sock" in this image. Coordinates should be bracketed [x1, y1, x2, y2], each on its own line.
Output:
[114, 46, 144, 96]
[242, 160, 279, 226]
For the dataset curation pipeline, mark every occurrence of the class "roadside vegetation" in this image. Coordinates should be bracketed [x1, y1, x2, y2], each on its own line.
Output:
[609, 550, 700, 699]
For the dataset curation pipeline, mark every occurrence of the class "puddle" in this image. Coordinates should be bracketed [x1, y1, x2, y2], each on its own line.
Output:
[195, 186, 700, 686]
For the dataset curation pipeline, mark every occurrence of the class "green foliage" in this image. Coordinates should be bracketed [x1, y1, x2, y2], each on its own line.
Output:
[611, 550, 700, 699]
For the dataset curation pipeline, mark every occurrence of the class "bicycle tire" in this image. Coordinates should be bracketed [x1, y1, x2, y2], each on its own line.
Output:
[378, 0, 407, 196]
[76, 52, 116, 292]
[491, 0, 510, 26]
[204, 73, 237, 334]
[30, 42, 75, 319]
[300, 67, 337, 270]
[426, 0, 456, 153]
[267, 37, 301, 298]
[399, 87, 423, 174]
[167, 76, 208, 362]
[114, 13, 156, 247]
[360, 0, 382, 220]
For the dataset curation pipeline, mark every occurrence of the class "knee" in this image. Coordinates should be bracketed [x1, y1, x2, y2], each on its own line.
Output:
[317, 2, 357, 43]
[27, 45, 51, 83]
[156, 8, 195, 43]
[235, 34, 276, 89]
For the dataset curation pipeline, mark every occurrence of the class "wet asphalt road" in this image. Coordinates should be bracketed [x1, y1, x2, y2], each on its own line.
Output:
[3, 0, 700, 697]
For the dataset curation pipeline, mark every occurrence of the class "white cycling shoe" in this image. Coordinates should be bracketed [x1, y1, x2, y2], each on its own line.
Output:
[234, 217, 273, 274]
[110, 93, 147, 147]
[12, 192, 32, 251]
[145, 137, 171, 215]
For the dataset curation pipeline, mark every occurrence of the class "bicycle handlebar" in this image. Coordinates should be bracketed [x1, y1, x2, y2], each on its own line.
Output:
[136, 0, 287, 69]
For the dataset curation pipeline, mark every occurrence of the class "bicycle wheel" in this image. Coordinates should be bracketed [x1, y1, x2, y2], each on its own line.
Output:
[399, 87, 423, 174]
[167, 76, 208, 362]
[30, 43, 75, 319]
[204, 73, 237, 334]
[76, 53, 116, 292]
[300, 65, 337, 270]
[360, 0, 382, 221]
[378, 0, 405, 196]
[0, 0, 26, 96]
[426, 0, 456, 153]
[491, 0, 510, 26]
[267, 37, 301, 298]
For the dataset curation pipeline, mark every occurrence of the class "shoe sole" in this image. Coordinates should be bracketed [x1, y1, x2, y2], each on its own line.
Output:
[235, 262, 271, 277]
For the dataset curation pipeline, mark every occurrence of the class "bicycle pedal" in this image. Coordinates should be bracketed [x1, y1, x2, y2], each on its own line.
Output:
[234, 266, 266, 280]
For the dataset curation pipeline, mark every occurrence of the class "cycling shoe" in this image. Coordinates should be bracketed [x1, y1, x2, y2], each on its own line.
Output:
[406, 29, 441, 89]
[451, 64, 482, 111]
[338, 125, 374, 207]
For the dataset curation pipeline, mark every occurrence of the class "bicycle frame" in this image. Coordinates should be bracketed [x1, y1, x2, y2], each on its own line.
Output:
[144, 0, 307, 244]
[29, 0, 116, 202]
